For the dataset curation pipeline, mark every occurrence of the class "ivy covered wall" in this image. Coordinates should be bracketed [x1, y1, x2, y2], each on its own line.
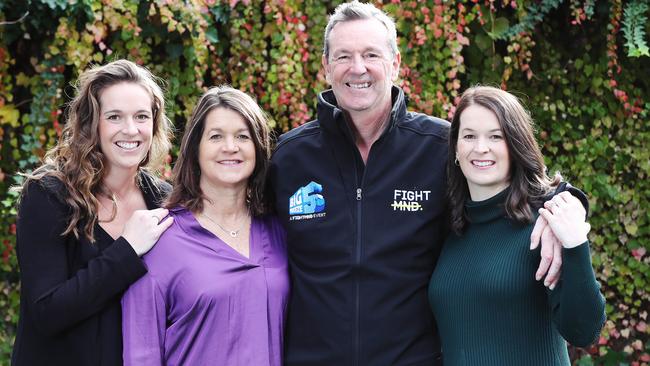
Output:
[0, 0, 648, 364]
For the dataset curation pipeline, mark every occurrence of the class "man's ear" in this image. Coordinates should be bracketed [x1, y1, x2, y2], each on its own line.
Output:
[391, 51, 401, 81]
[322, 54, 331, 85]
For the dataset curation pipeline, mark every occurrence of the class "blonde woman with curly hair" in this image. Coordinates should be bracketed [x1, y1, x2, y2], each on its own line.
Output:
[12, 59, 174, 366]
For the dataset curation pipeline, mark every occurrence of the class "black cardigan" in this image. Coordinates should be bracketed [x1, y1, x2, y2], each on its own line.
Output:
[11, 173, 169, 366]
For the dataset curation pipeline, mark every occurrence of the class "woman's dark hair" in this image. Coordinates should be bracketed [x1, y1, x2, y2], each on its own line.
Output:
[166, 85, 271, 216]
[448, 85, 560, 234]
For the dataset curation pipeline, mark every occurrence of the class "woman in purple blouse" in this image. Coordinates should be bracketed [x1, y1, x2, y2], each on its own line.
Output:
[121, 86, 289, 365]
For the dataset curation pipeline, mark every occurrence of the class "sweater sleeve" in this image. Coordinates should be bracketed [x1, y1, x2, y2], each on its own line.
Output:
[548, 241, 606, 347]
[122, 273, 166, 366]
[16, 180, 148, 336]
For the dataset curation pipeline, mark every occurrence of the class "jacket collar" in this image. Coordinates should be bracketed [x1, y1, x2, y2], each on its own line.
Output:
[316, 85, 408, 138]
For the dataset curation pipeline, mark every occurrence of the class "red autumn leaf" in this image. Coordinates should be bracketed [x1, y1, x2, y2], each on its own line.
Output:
[632, 247, 646, 260]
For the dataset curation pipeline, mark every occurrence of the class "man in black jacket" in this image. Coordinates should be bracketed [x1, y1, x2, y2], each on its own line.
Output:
[269, 1, 573, 365]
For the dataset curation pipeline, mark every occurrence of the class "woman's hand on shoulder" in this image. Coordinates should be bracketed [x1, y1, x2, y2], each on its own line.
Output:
[122, 208, 174, 256]
[538, 191, 590, 249]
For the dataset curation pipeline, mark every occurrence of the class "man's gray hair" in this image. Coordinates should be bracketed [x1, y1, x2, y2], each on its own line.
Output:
[323, 1, 398, 59]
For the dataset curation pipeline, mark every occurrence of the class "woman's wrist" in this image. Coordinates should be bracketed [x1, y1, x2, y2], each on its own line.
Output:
[562, 236, 588, 249]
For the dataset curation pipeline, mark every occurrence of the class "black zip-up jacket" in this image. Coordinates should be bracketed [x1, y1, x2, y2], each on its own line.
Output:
[270, 86, 450, 365]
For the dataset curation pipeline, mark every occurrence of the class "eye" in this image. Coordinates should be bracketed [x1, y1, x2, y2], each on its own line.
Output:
[365, 53, 380, 59]
[462, 134, 475, 140]
[335, 55, 349, 61]
[236, 133, 251, 140]
[135, 113, 152, 122]
[209, 133, 222, 140]
[106, 114, 120, 121]
[490, 134, 504, 141]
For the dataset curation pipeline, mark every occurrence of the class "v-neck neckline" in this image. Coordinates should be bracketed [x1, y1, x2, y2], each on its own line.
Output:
[191, 212, 259, 264]
[96, 173, 159, 243]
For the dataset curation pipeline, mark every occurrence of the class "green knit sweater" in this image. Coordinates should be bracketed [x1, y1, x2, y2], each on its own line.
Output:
[428, 188, 605, 366]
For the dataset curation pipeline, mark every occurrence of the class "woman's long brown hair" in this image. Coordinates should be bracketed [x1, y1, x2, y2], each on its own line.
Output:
[16, 59, 173, 242]
[447, 86, 560, 235]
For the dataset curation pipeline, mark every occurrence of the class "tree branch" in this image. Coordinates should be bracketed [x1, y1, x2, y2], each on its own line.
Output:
[0, 11, 29, 26]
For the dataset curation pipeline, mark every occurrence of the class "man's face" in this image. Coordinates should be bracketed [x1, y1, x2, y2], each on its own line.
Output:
[323, 18, 400, 116]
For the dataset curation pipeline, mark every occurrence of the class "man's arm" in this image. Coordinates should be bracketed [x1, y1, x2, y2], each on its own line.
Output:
[530, 188, 590, 288]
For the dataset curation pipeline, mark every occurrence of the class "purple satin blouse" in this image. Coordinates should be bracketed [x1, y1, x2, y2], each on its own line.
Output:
[122, 207, 289, 366]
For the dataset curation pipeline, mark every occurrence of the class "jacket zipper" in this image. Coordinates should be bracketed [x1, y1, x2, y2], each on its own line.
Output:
[355, 185, 362, 366]
[354, 162, 370, 365]
[352, 149, 385, 365]
[343, 111, 385, 366]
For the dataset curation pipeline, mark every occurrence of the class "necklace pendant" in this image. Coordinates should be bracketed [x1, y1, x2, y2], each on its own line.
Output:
[229, 231, 238, 238]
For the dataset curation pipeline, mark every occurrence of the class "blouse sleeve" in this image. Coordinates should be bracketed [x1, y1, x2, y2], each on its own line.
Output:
[548, 241, 606, 347]
[121, 273, 166, 366]
[16, 180, 147, 336]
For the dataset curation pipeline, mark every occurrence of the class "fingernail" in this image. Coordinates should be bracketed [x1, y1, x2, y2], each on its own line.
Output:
[549, 283, 556, 290]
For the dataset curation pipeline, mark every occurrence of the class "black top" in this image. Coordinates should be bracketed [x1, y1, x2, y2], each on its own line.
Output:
[270, 86, 450, 365]
[12, 173, 170, 366]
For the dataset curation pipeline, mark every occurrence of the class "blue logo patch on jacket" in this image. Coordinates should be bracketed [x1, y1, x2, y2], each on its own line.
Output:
[289, 181, 326, 215]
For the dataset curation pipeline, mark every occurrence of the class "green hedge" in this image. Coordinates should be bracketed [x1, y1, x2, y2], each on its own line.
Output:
[0, 1, 648, 364]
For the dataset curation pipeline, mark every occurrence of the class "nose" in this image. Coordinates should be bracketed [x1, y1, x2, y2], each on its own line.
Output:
[222, 136, 240, 152]
[474, 137, 490, 153]
[350, 54, 367, 74]
[122, 117, 139, 135]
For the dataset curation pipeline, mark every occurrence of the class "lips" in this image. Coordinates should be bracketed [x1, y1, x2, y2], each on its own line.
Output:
[346, 82, 371, 89]
[472, 160, 495, 167]
[115, 141, 140, 150]
[218, 160, 243, 165]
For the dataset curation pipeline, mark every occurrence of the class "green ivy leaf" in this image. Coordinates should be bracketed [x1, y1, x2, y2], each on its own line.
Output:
[206, 27, 219, 44]
[41, 0, 68, 10]
[165, 43, 184, 59]
[0, 106, 20, 128]
[625, 223, 639, 236]
[474, 33, 492, 51]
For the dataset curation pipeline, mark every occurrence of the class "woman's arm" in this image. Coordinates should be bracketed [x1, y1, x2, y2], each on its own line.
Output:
[548, 243, 606, 346]
[121, 273, 166, 365]
[17, 181, 148, 336]
[539, 193, 606, 347]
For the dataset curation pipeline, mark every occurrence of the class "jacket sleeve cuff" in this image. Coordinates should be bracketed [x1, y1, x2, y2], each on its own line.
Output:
[566, 185, 590, 218]
[105, 237, 148, 284]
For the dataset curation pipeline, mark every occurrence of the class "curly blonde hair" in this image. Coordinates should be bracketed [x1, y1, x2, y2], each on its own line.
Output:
[18, 59, 173, 242]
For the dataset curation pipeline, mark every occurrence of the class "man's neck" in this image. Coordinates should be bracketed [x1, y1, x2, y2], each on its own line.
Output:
[346, 104, 392, 164]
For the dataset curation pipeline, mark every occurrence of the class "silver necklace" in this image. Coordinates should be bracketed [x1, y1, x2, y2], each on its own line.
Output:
[201, 212, 246, 238]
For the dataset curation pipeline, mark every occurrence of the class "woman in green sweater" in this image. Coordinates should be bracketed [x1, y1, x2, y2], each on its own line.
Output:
[428, 86, 605, 365]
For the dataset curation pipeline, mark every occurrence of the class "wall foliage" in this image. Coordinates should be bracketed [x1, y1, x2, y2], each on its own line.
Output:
[0, 0, 648, 364]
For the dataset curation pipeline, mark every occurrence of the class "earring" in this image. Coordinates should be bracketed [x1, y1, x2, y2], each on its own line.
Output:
[454, 155, 459, 166]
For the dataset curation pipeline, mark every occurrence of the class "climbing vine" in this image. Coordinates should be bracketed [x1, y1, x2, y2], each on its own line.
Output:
[0, 1, 648, 364]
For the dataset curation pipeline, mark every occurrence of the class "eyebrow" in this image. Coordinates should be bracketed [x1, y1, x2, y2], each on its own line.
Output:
[206, 127, 250, 133]
[332, 46, 384, 55]
[102, 109, 152, 115]
[460, 128, 502, 133]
